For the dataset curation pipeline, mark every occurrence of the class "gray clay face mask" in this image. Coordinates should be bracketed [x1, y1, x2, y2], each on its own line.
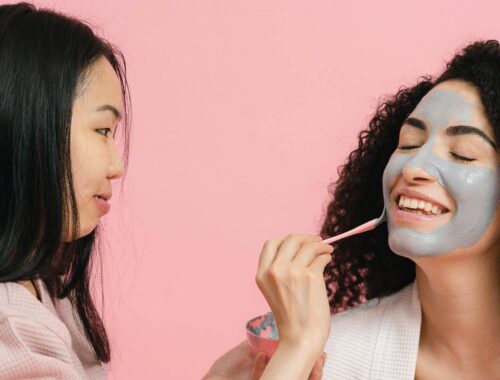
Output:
[382, 87, 499, 257]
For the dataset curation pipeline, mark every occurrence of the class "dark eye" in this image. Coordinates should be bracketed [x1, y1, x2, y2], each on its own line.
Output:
[450, 152, 475, 162]
[96, 128, 112, 137]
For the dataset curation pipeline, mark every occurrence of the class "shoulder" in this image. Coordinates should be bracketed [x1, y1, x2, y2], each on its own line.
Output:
[0, 282, 83, 378]
[0, 311, 73, 362]
[0, 313, 82, 379]
[0, 281, 107, 379]
[330, 280, 417, 330]
[15, 280, 40, 300]
[0, 281, 72, 353]
[323, 282, 421, 379]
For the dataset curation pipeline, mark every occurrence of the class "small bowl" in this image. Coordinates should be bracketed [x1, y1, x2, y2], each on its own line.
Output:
[245, 312, 279, 357]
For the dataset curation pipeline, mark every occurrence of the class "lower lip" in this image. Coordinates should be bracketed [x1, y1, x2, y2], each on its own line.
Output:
[94, 196, 110, 214]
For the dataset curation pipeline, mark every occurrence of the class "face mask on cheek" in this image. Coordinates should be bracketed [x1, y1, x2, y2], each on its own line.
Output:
[381, 88, 499, 258]
[382, 150, 498, 258]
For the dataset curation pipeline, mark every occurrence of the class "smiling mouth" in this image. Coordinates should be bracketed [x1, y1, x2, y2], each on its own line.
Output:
[395, 195, 450, 216]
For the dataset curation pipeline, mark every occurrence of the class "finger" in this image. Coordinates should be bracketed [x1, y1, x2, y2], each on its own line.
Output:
[291, 242, 333, 267]
[257, 237, 285, 273]
[250, 352, 268, 380]
[308, 252, 333, 275]
[309, 353, 326, 380]
[273, 234, 321, 265]
[309, 367, 323, 380]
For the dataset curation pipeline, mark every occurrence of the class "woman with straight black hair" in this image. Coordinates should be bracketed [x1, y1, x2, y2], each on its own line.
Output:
[0, 3, 130, 378]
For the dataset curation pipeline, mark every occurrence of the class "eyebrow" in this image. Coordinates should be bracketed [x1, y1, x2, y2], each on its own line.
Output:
[403, 117, 497, 151]
[95, 104, 122, 121]
[403, 117, 426, 131]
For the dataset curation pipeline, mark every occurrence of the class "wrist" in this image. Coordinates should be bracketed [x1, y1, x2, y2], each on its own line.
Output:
[278, 337, 324, 360]
[260, 340, 323, 380]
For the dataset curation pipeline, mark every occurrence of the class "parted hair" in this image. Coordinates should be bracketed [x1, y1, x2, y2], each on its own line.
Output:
[0, 2, 131, 362]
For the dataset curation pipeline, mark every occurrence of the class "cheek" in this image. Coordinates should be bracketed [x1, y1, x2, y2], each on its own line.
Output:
[382, 153, 407, 198]
[70, 137, 107, 202]
[72, 166, 97, 203]
[443, 165, 498, 210]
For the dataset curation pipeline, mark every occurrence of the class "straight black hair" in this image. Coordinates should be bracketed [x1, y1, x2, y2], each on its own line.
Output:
[0, 2, 131, 362]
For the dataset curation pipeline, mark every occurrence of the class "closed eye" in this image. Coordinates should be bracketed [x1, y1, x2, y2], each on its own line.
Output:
[450, 152, 475, 162]
[397, 145, 421, 150]
[399, 145, 476, 162]
[96, 128, 112, 137]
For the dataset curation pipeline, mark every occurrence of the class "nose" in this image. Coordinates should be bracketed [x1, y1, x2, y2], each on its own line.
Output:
[107, 139, 125, 180]
[401, 165, 437, 185]
[400, 139, 441, 185]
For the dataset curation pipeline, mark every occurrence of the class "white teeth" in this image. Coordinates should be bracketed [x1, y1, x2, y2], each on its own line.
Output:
[403, 197, 411, 208]
[410, 199, 419, 209]
[398, 195, 445, 215]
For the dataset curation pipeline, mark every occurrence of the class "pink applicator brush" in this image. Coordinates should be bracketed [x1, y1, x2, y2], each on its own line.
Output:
[321, 207, 386, 244]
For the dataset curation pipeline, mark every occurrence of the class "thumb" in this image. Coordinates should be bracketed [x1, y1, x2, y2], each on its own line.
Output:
[250, 352, 268, 380]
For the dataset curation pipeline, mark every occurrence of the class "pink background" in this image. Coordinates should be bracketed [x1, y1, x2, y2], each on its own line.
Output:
[18, 0, 500, 378]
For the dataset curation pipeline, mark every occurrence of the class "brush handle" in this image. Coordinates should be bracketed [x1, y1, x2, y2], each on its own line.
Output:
[321, 218, 378, 245]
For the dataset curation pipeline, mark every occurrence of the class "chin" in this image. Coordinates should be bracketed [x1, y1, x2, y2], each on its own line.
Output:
[71, 218, 98, 240]
[80, 225, 97, 238]
[388, 230, 450, 258]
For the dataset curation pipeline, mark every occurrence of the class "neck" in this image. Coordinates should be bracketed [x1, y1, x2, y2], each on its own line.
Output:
[415, 249, 500, 371]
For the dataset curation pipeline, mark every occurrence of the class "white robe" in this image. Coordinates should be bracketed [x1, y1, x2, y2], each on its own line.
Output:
[323, 281, 421, 379]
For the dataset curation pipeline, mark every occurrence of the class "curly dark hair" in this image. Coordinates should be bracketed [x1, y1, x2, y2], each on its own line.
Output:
[321, 40, 500, 314]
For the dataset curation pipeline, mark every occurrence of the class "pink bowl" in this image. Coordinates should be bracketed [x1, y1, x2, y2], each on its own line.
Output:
[245, 312, 279, 357]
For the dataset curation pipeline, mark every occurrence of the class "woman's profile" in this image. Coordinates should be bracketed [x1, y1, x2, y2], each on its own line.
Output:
[0, 3, 130, 378]
[204, 40, 500, 379]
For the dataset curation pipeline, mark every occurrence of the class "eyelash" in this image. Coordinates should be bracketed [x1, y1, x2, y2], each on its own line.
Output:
[397, 145, 476, 162]
[450, 152, 475, 162]
[96, 128, 112, 137]
[398, 145, 420, 150]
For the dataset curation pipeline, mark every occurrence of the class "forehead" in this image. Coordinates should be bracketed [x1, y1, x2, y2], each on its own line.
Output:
[411, 87, 477, 129]
[75, 57, 123, 114]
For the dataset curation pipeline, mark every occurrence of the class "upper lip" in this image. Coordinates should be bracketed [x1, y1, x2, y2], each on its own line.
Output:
[394, 188, 450, 211]
[96, 193, 112, 201]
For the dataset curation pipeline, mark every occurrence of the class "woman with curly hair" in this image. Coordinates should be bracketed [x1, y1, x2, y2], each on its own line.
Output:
[0, 3, 130, 378]
[205, 40, 500, 379]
